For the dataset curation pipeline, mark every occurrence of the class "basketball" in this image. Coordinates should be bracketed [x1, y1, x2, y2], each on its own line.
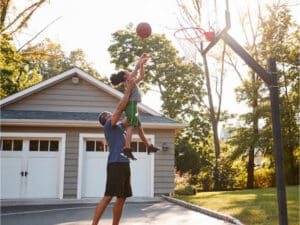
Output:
[136, 22, 152, 39]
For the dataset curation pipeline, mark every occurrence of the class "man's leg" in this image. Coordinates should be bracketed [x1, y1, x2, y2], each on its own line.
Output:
[91, 196, 112, 225]
[112, 197, 126, 225]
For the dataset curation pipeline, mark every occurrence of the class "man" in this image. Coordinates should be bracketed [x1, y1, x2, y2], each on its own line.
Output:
[91, 79, 135, 225]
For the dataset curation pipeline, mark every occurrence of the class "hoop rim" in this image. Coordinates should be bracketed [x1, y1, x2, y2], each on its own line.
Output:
[174, 27, 206, 42]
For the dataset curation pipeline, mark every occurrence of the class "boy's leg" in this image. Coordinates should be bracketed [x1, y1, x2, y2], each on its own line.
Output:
[112, 197, 126, 225]
[137, 126, 161, 154]
[125, 126, 133, 149]
[123, 102, 138, 160]
[137, 125, 150, 147]
[121, 126, 137, 160]
[91, 196, 113, 225]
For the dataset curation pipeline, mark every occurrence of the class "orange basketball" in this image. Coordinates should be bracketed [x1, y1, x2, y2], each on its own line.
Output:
[136, 22, 152, 39]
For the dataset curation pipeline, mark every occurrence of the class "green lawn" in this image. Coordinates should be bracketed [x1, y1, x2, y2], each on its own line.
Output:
[174, 185, 299, 225]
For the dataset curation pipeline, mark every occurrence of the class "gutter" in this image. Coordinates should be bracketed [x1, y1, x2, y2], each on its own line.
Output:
[0, 119, 186, 130]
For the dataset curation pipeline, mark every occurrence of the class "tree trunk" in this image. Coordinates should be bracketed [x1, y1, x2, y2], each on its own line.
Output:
[202, 53, 221, 190]
[247, 73, 259, 189]
[247, 146, 255, 188]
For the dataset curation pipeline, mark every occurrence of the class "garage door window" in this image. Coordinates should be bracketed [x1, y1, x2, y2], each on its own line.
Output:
[85, 140, 147, 153]
[0, 139, 23, 151]
[86, 140, 107, 152]
[29, 140, 59, 152]
[131, 141, 146, 152]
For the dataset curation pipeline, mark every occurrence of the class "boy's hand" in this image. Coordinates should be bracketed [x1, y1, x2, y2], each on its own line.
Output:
[140, 53, 150, 65]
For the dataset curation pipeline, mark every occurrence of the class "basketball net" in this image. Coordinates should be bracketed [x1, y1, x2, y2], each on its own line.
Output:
[176, 39, 197, 62]
[174, 27, 203, 63]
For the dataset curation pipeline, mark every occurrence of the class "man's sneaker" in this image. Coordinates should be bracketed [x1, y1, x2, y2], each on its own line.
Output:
[147, 144, 161, 155]
[121, 148, 137, 160]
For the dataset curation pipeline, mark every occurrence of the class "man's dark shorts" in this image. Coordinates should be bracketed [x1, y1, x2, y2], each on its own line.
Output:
[105, 162, 132, 198]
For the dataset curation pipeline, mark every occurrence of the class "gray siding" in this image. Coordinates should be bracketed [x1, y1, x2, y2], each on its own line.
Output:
[5, 76, 119, 113]
[2, 126, 175, 198]
[145, 129, 175, 195]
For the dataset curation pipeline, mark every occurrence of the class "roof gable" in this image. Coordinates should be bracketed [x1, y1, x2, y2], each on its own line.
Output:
[0, 67, 161, 116]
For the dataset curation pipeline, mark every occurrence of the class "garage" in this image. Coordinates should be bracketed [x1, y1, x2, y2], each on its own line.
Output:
[78, 133, 154, 198]
[0, 133, 65, 199]
[1, 68, 184, 199]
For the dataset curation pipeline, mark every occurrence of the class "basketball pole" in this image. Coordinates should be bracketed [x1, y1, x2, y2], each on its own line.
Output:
[199, 1, 288, 224]
[220, 31, 288, 225]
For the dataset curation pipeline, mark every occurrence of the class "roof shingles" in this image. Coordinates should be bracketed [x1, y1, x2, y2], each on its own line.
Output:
[1, 110, 182, 125]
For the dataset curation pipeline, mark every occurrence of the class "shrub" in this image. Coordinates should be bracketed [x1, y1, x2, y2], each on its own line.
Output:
[175, 184, 196, 195]
[254, 168, 275, 188]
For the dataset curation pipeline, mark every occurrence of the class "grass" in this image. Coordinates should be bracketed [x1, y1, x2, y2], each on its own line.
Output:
[174, 185, 299, 225]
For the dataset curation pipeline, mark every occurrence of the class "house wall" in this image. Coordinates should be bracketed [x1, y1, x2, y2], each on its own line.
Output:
[1, 126, 175, 198]
[4, 76, 119, 113]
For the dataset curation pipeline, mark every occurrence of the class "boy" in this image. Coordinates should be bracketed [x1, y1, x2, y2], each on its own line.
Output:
[110, 53, 160, 160]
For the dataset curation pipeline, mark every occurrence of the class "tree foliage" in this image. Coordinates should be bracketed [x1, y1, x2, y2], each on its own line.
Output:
[0, 1, 106, 98]
[176, 0, 229, 190]
[228, 2, 299, 185]
[0, 34, 42, 98]
[0, 0, 48, 35]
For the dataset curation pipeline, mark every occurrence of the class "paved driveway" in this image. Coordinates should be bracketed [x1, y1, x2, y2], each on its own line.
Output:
[1, 201, 233, 225]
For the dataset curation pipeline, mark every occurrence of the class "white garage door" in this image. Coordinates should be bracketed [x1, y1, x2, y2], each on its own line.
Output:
[80, 134, 154, 198]
[0, 133, 65, 199]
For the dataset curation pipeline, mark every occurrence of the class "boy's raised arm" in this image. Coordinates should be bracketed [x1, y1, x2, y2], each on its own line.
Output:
[111, 79, 135, 126]
[129, 53, 149, 80]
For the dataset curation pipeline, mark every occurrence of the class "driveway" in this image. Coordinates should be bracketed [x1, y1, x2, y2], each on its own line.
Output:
[1, 200, 233, 225]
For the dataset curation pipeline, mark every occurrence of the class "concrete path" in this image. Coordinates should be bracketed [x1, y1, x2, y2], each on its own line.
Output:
[1, 200, 234, 225]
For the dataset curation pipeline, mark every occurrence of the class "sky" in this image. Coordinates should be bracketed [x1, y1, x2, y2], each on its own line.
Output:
[12, 0, 300, 115]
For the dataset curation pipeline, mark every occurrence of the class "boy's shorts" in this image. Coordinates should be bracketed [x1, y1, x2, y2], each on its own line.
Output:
[105, 162, 132, 198]
[125, 101, 141, 127]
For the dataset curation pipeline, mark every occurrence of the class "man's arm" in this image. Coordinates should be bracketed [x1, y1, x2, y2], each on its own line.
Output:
[110, 79, 135, 126]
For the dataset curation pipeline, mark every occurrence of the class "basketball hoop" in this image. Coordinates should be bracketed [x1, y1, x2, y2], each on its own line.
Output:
[174, 27, 215, 62]
[174, 27, 215, 43]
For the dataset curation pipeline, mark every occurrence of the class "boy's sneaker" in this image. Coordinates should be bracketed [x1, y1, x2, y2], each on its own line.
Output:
[121, 148, 137, 160]
[147, 144, 161, 155]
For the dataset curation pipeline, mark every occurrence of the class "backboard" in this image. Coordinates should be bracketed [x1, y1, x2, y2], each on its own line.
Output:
[200, 0, 229, 35]
[174, 0, 231, 58]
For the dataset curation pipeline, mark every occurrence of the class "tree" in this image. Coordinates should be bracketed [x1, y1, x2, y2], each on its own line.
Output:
[0, 34, 42, 98]
[108, 24, 210, 175]
[225, 1, 265, 189]
[176, 0, 229, 190]
[1, 1, 106, 97]
[1, 36, 106, 98]
[258, 3, 300, 185]
[227, 1, 299, 186]
[23, 38, 105, 82]
[0, 0, 48, 35]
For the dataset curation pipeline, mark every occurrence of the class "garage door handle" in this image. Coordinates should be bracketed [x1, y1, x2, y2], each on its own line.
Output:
[20, 171, 28, 177]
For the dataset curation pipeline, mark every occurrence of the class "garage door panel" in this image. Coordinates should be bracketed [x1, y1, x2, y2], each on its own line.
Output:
[0, 156, 23, 199]
[26, 157, 59, 198]
[82, 156, 107, 197]
[131, 154, 152, 197]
